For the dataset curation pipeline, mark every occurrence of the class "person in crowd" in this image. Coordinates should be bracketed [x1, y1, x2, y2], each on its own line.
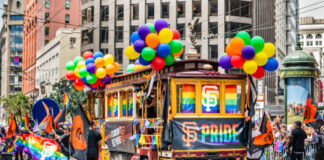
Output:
[87, 120, 102, 160]
[315, 126, 324, 160]
[247, 122, 262, 160]
[287, 121, 307, 160]
[54, 125, 70, 157]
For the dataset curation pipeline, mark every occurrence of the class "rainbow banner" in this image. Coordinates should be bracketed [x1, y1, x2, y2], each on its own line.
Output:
[122, 93, 127, 116]
[225, 85, 238, 113]
[182, 84, 196, 113]
[24, 133, 67, 160]
[202, 85, 220, 113]
[113, 94, 118, 117]
[108, 96, 113, 117]
[63, 92, 69, 109]
[128, 92, 133, 116]
[22, 113, 29, 130]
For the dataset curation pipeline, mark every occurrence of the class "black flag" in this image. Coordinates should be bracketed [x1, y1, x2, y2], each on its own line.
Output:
[161, 79, 172, 150]
[69, 104, 90, 160]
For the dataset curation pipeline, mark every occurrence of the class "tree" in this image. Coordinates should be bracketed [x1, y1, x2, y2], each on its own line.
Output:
[49, 78, 87, 117]
[0, 92, 30, 123]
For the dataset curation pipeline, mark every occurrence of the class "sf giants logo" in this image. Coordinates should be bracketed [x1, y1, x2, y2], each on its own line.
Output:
[202, 85, 219, 112]
[182, 122, 198, 147]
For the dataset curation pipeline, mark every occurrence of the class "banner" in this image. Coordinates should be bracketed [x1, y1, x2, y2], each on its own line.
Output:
[171, 118, 245, 150]
[105, 121, 134, 153]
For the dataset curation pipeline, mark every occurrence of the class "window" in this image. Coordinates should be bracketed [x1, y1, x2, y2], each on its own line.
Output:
[82, 7, 94, 25]
[316, 34, 322, 39]
[301, 42, 304, 46]
[115, 48, 123, 64]
[45, 12, 50, 23]
[226, 0, 251, 17]
[195, 45, 201, 54]
[101, 6, 109, 21]
[209, 0, 218, 16]
[192, 1, 201, 17]
[209, 22, 218, 38]
[10, 15, 24, 20]
[45, 27, 49, 36]
[176, 24, 185, 40]
[65, 14, 70, 24]
[209, 45, 218, 60]
[82, 30, 93, 46]
[44, 40, 49, 45]
[70, 37, 76, 48]
[16, 1, 21, 8]
[161, 3, 169, 18]
[100, 27, 109, 43]
[65, 0, 70, 9]
[310, 41, 313, 46]
[107, 92, 118, 118]
[307, 34, 313, 39]
[115, 26, 123, 42]
[102, 48, 109, 55]
[225, 22, 251, 38]
[117, 5, 124, 20]
[299, 34, 304, 39]
[120, 89, 134, 117]
[177, 2, 185, 17]
[225, 85, 242, 113]
[177, 84, 196, 114]
[147, 4, 154, 19]
[45, 0, 50, 8]
[131, 4, 139, 20]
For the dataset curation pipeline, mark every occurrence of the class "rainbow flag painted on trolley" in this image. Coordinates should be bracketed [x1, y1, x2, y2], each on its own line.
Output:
[182, 84, 196, 113]
[24, 133, 67, 160]
[225, 85, 238, 113]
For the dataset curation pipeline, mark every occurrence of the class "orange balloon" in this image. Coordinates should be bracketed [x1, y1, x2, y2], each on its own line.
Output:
[230, 37, 245, 54]
[112, 62, 120, 72]
[145, 33, 160, 49]
[94, 57, 105, 68]
[105, 64, 115, 75]
[226, 45, 236, 56]
[173, 48, 183, 57]
[74, 84, 85, 91]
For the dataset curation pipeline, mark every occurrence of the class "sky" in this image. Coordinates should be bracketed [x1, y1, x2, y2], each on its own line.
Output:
[299, 0, 324, 19]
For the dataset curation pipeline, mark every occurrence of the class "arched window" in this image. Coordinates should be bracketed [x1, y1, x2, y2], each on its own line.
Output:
[316, 34, 322, 39]
[16, 1, 21, 8]
[307, 34, 313, 39]
[298, 34, 304, 39]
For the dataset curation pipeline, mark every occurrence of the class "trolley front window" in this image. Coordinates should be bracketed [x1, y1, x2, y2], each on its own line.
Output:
[177, 84, 196, 114]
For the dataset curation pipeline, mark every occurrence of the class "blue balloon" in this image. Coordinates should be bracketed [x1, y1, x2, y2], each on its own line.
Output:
[93, 51, 104, 59]
[81, 77, 88, 84]
[85, 58, 94, 65]
[139, 56, 151, 66]
[131, 32, 141, 44]
[157, 43, 171, 57]
[263, 58, 278, 71]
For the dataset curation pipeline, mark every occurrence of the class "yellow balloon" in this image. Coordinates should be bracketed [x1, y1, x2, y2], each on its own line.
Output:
[125, 45, 140, 60]
[262, 43, 276, 58]
[158, 28, 173, 43]
[253, 52, 268, 66]
[104, 54, 114, 65]
[74, 68, 81, 78]
[77, 61, 86, 69]
[134, 65, 140, 71]
[95, 68, 106, 79]
[243, 60, 258, 74]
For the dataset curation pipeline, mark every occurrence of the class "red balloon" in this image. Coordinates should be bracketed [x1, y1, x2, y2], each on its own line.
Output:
[74, 78, 85, 86]
[151, 56, 166, 71]
[83, 51, 93, 59]
[91, 79, 101, 88]
[231, 54, 245, 68]
[66, 71, 76, 80]
[252, 66, 265, 79]
[172, 29, 180, 40]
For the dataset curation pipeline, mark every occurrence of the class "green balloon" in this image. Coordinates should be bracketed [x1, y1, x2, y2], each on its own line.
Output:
[79, 67, 89, 77]
[146, 23, 156, 33]
[236, 31, 251, 45]
[66, 61, 76, 71]
[86, 74, 97, 84]
[141, 47, 156, 61]
[127, 64, 135, 72]
[164, 54, 175, 66]
[74, 56, 84, 66]
[169, 40, 183, 53]
[251, 36, 265, 53]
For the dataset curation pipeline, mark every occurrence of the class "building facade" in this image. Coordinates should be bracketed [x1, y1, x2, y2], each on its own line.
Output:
[1, 0, 24, 98]
[35, 28, 81, 99]
[81, 0, 252, 72]
[23, 0, 81, 95]
[299, 16, 324, 105]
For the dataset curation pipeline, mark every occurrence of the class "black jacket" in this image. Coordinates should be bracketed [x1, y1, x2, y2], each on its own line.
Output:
[288, 128, 307, 152]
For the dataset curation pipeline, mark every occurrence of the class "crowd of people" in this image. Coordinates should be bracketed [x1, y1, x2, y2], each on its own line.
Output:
[0, 120, 102, 160]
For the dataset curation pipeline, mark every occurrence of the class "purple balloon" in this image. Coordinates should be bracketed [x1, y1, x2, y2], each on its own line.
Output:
[101, 76, 112, 84]
[154, 18, 169, 33]
[219, 55, 233, 70]
[242, 45, 256, 60]
[135, 59, 140, 65]
[138, 25, 151, 40]
[133, 40, 146, 53]
[86, 63, 96, 73]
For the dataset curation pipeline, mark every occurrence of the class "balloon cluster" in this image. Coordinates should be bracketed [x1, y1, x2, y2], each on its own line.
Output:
[65, 51, 120, 91]
[219, 31, 279, 79]
[125, 18, 183, 71]
[127, 60, 150, 73]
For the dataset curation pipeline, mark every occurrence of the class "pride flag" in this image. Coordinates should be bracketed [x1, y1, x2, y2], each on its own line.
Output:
[225, 85, 238, 113]
[202, 85, 220, 113]
[128, 92, 133, 116]
[108, 96, 113, 117]
[63, 92, 69, 109]
[182, 84, 195, 113]
[122, 92, 127, 116]
[22, 113, 29, 130]
[24, 133, 67, 160]
[113, 94, 118, 117]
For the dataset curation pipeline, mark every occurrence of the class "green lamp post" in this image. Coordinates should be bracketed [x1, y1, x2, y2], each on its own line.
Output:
[282, 43, 318, 124]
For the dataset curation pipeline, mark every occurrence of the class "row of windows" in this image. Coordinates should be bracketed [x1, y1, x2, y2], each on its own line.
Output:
[301, 41, 323, 46]
[106, 89, 134, 118]
[300, 34, 322, 39]
[45, 0, 70, 9]
[10, 15, 24, 21]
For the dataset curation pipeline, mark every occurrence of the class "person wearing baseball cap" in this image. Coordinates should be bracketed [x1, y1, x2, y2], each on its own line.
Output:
[287, 121, 307, 160]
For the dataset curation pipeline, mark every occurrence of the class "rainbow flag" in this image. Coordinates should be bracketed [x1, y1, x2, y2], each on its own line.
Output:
[24, 133, 67, 160]
[63, 92, 69, 109]
[122, 92, 127, 116]
[22, 113, 29, 130]
[182, 84, 196, 113]
[225, 85, 238, 113]
[108, 96, 113, 117]
[113, 94, 118, 117]
[202, 85, 220, 113]
[128, 92, 133, 116]
[7, 143, 14, 153]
